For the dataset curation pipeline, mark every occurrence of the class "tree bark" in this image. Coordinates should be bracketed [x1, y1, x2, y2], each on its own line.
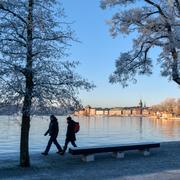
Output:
[172, 50, 180, 85]
[20, 105, 31, 167]
[20, 74, 33, 167]
[166, 24, 180, 86]
[20, 0, 34, 167]
[175, 0, 180, 14]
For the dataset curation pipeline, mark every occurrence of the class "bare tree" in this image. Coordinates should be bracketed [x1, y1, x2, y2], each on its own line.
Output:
[151, 98, 180, 115]
[0, 0, 94, 167]
[175, 98, 180, 115]
[101, 0, 180, 87]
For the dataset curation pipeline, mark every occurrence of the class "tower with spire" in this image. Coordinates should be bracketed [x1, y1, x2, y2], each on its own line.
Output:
[139, 99, 143, 115]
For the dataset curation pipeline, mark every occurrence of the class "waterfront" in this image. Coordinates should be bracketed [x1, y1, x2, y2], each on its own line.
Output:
[1, 116, 180, 156]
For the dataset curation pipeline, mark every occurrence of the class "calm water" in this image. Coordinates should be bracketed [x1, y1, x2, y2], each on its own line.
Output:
[1, 115, 180, 156]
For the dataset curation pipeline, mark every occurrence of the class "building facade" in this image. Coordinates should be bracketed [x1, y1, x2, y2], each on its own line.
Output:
[74, 105, 149, 117]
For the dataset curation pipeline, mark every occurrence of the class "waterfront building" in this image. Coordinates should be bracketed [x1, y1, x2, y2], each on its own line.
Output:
[74, 104, 148, 117]
[109, 108, 123, 116]
[73, 101, 173, 118]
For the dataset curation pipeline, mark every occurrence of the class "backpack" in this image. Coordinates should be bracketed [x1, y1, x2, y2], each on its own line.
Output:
[74, 122, 80, 133]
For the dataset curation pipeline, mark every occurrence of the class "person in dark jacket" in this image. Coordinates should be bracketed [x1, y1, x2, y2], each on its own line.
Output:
[60, 116, 77, 155]
[42, 115, 62, 155]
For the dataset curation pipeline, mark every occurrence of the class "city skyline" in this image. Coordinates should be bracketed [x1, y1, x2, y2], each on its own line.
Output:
[62, 0, 180, 108]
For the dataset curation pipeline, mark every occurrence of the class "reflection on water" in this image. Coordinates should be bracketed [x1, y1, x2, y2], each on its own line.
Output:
[1, 115, 180, 156]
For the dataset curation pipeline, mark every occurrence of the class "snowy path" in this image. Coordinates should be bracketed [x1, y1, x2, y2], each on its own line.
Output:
[1, 142, 180, 179]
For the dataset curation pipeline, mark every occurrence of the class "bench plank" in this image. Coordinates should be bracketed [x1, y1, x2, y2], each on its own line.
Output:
[69, 142, 160, 155]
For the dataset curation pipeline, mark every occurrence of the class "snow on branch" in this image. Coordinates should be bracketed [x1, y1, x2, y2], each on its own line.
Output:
[100, 0, 136, 9]
[102, 0, 180, 86]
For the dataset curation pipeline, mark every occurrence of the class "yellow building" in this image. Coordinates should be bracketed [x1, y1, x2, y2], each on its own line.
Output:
[74, 105, 150, 117]
[109, 108, 123, 116]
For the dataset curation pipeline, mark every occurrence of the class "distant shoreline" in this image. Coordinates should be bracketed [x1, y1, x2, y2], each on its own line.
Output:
[74, 114, 180, 120]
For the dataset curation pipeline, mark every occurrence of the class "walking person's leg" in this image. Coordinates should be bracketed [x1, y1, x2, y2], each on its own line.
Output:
[60, 139, 69, 155]
[42, 137, 53, 155]
[53, 138, 62, 152]
[71, 141, 77, 147]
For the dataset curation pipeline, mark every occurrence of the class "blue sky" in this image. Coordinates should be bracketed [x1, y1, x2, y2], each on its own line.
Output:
[61, 0, 180, 108]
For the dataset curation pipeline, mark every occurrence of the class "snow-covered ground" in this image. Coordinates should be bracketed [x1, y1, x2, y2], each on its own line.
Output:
[1, 142, 180, 180]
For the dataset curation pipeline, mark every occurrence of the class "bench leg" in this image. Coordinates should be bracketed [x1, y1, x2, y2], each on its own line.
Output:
[112, 152, 124, 159]
[143, 149, 150, 156]
[81, 154, 94, 162]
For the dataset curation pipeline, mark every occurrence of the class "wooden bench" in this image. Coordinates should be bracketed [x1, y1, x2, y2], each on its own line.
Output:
[69, 142, 160, 162]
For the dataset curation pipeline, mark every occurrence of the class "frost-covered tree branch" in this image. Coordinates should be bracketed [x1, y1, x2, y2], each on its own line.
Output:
[101, 0, 180, 87]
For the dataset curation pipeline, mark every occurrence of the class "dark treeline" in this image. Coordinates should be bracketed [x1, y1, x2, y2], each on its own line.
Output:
[0, 104, 73, 116]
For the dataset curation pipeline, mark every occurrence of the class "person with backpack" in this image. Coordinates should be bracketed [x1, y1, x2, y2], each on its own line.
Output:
[42, 115, 62, 155]
[60, 116, 79, 155]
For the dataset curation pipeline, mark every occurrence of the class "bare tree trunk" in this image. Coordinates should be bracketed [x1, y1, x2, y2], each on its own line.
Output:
[166, 24, 180, 85]
[172, 50, 180, 85]
[175, 0, 180, 14]
[20, 101, 31, 167]
[20, 75, 33, 167]
[20, 0, 33, 167]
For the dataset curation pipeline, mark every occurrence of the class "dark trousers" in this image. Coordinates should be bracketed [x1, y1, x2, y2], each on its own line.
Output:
[45, 136, 62, 153]
[63, 139, 77, 152]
